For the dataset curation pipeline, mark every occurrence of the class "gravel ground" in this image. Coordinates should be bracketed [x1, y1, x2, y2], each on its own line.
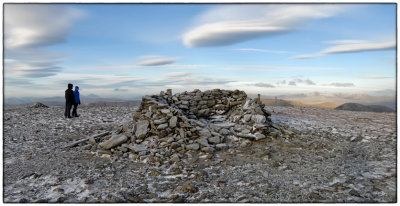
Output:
[3, 105, 396, 203]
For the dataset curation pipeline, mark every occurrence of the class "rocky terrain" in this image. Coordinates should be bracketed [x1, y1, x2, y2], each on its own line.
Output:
[3, 89, 397, 203]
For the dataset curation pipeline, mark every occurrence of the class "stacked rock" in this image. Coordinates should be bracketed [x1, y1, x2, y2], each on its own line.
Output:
[91, 89, 276, 164]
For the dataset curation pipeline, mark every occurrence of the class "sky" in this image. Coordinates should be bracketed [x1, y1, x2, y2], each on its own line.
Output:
[4, 3, 397, 101]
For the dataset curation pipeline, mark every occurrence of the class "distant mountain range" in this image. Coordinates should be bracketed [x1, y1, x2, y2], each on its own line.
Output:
[261, 98, 396, 113]
[4, 94, 142, 106]
[335, 103, 395, 113]
[261, 92, 396, 110]
[261, 98, 339, 109]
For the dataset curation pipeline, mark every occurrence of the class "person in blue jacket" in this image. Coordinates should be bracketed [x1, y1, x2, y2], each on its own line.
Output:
[72, 86, 81, 117]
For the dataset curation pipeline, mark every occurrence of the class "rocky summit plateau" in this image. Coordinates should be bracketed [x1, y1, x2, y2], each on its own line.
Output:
[3, 89, 397, 203]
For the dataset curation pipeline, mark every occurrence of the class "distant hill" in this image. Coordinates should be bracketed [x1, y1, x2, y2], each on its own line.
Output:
[261, 99, 294, 107]
[335, 103, 395, 113]
[261, 98, 338, 109]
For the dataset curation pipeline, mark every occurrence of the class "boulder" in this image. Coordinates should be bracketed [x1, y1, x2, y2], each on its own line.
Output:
[99, 134, 128, 149]
[135, 120, 149, 139]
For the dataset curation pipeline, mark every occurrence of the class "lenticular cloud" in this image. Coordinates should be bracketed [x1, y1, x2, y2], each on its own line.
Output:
[182, 5, 345, 47]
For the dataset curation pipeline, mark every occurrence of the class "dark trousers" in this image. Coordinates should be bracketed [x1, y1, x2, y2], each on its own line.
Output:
[72, 103, 79, 117]
[65, 102, 73, 117]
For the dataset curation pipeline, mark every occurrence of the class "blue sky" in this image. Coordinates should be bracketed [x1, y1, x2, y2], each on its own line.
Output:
[4, 3, 396, 101]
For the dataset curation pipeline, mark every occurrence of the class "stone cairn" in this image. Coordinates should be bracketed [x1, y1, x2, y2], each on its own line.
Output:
[89, 89, 283, 164]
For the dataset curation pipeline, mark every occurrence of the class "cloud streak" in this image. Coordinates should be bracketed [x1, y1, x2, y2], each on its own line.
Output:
[291, 40, 396, 59]
[234, 48, 291, 54]
[138, 56, 180, 66]
[329, 82, 355, 87]
[183, 5, 346, 47]
[362, 75, 391, 79]
[252, 82, 275, 88]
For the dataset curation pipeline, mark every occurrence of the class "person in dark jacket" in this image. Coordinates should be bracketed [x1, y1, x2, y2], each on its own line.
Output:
[65, 83, 75, 118]
[72, 86, 81, 117]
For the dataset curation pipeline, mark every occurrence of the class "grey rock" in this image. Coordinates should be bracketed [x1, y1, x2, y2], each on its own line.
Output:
[201, 147, 215, 153]
[88, 137, 96, 145]
[199, 129, 211, 138]
[161, 109, 171, 114]
[169, 116, 178, 128]
[129, 144, 147, 153]
[216, 143, 228, 150]
[98, 150, 112, 156]
[208, 136, 220, 144]
[254, 133, 266, 140]
[153, 118, 167, 125]
[251, 115, 266, 124]
[186, 143, 200, 150]
[219, 128, 230, 135]
[99, 134, 128, 150]
[135, 120, 149, 139]
[197, 137, 209, 147]
[157, 123, 168, 130]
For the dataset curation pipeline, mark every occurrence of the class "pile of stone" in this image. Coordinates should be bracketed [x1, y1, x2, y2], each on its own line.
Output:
[32, 102, 49, 108]
[89, 89, 281, 164]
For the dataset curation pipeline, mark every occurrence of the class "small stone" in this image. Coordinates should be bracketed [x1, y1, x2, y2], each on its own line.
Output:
[208, 136, 220, 144]
[169, 116, 178, 128]
[181, 181, 198, 193]
[171, 142, 180, 149]
[197, 137, 209, 147]
[53, 188, 64, 193]
[153, 118, 167, 125]
[161, 109, 171, 114]
[129, 144, 147, 153]
[171, 154, 180, 162]
[157, 123, 168, 130]
[186, 143, 200, 150]
[251, 115, 266, 124]
[254, 133, 266, 140]
[88, 137, 96, 145]
[219, 128, 230, 135]
[216, 143, 228, 150]
[201, 147, 215, 153]
[98, 150, 112, 156]
[199, 129, 211, 138]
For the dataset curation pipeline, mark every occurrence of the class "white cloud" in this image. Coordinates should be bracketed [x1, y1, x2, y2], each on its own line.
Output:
[138, 56, 181, 66]
[291, 40, 396, 59]
[183, 5, 346, 47]
[4, 4, 84, 49]
[162, 72, 194, 78]
[362, 75, 391, 79]
[4, 4, 85, 78]
[252, 83, 275, 88]
[329, 82, 355, 87]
